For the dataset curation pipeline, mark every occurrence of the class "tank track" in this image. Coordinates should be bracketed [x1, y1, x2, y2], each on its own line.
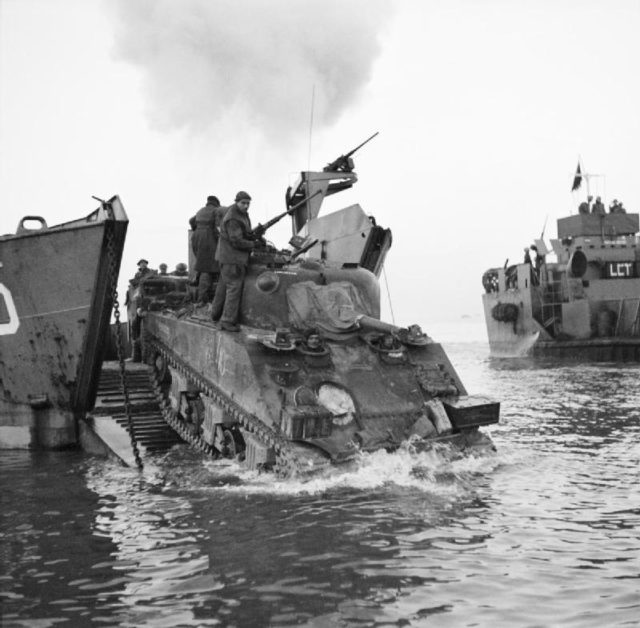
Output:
[147, 337, 330, 478]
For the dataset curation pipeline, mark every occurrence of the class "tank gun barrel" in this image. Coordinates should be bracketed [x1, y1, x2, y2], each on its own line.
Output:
[323, 131, 379, 173]
[355, 314, 398, 335]
[252, 190, 322, 238]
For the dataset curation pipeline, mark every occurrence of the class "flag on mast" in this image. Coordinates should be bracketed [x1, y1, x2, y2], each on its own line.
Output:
[571, 162, 582, 191]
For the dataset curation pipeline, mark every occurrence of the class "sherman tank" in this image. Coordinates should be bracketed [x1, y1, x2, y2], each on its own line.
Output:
[133, 138, 499, 476]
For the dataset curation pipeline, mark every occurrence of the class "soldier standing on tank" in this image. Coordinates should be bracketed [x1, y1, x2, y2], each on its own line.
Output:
[189, 195, 226, 303]
[158, 263, 168, 276]
[211, 191, 256, 332]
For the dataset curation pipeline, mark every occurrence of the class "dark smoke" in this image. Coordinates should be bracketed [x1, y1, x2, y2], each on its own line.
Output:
[109, 0, 390, 139]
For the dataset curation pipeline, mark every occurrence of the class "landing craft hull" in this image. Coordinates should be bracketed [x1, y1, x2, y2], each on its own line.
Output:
[482, 207, 640, 361]
[482, 272, 640, 361]
[0, 199, 128, 448]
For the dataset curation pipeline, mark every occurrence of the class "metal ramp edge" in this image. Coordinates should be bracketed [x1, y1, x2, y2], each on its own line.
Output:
[80, 360, 184, 466]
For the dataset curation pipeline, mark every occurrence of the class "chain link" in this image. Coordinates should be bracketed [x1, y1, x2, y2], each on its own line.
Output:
[105, 218, 144, 471]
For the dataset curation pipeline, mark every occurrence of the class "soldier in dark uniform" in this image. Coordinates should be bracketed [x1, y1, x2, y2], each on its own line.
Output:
[172, 263, 189, 276]
[211, 191, 256, 332]
[189, 196, 226, 303]
[578, 199, 590, 214]
[128, 259, 155, 361]
[130, 259, 155, 286]
[592, 196, 605, 215]
[158, 263, 168, 275]
[609, 199, 626, 214]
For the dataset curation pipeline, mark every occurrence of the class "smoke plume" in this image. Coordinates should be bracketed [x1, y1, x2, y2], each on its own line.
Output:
[109, 0, 390, 140]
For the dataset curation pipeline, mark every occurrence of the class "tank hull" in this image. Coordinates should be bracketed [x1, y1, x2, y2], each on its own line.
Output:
[142, 304, 498, 474]
[0, 199, 128, 449]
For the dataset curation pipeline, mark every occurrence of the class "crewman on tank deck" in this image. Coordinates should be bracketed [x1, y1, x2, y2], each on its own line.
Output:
[211, 191, 256, 332]
[171, 263, 189, 276]
[130, 258, 155, 286]
[158, 263, 168, 275]
[190, 195, 226, 303]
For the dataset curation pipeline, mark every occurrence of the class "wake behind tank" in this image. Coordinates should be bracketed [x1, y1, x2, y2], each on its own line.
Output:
[134, 137, 499, 476]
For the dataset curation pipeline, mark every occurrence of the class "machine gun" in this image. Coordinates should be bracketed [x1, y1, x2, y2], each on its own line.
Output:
[252, 190, 322, 239]
[323, 131, 379, 173]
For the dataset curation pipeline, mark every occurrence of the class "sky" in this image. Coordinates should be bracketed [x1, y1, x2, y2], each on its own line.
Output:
[1, 0, 639, 339]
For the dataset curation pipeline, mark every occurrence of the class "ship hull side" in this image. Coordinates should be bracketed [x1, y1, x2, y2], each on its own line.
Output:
[482, 276, 640, 361]
[482, 278, 542, 357]
[532, 338, 640, 361]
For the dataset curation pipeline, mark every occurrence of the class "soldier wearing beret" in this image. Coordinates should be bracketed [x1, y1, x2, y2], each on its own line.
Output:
[211, 191, 256, 332]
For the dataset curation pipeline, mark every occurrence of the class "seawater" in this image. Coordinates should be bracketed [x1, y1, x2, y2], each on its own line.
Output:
[1, 340, 639, 627]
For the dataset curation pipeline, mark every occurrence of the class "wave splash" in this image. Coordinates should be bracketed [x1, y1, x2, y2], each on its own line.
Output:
[154, 440, 502, 497]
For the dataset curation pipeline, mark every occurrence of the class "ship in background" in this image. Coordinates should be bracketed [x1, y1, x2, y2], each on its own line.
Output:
[0, 198, 127, 448]
[482, 167, 640, 360]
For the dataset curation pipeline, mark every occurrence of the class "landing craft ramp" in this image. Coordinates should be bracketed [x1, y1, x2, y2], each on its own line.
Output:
[81, 362, 185, 466]
[0, 198, 128, 449]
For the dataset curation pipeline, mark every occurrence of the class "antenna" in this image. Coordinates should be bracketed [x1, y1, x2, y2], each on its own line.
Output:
[305, 84, 316, 235]
[307, 84, 315, 173]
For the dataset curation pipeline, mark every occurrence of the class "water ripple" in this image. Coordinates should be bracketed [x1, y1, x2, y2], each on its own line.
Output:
[2, 344, 640, 625]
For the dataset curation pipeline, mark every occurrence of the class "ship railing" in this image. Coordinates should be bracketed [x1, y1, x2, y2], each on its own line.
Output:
[534, 290, 640, 338]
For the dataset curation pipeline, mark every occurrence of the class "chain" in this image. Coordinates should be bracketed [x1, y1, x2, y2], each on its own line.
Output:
[105, 220, 144, 471]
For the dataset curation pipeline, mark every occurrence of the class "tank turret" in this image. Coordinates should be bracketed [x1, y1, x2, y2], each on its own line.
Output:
[136, 144, 499, 476]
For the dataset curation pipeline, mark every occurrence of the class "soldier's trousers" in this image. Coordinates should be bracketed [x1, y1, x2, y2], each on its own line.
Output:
[197, 272, 217, 302]
[211, 263, 246, 323]
[130, 316, 142, 362]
